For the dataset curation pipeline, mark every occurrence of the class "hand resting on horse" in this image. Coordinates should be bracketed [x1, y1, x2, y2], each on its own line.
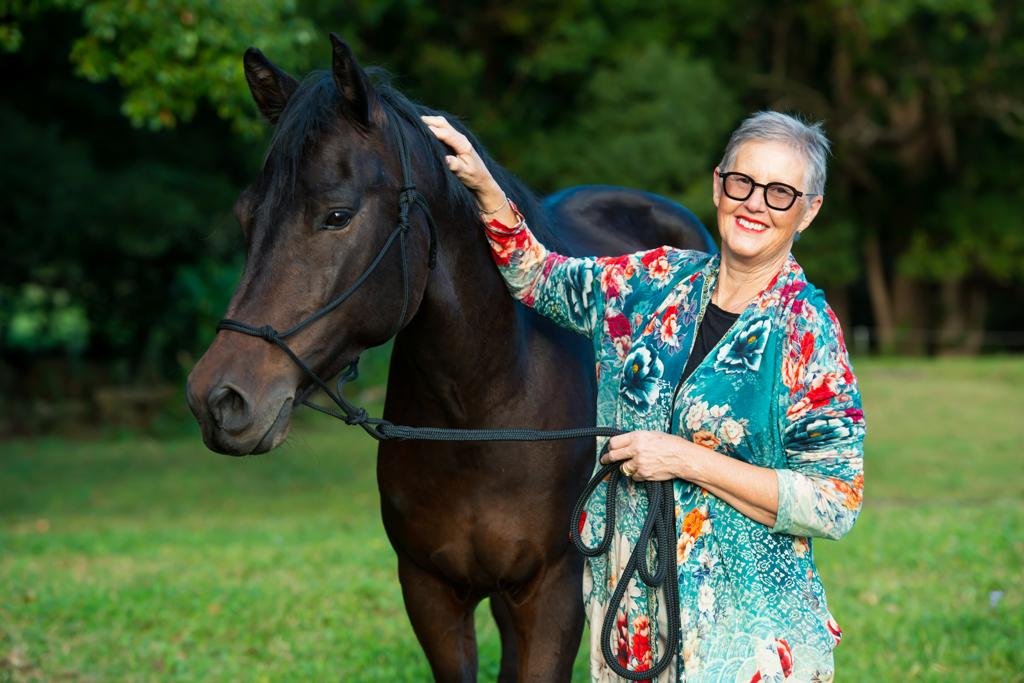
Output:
[421, 114, 519, 228]
[423, 113, 780, 530]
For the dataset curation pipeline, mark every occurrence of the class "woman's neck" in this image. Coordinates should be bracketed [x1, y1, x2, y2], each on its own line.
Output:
[713, 251, 789, 313]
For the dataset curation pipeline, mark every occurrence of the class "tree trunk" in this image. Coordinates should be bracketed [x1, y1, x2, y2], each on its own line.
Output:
[864, 233, 895, 353]
[892, 273, 926, 355]
[964, 282, 988, 354]
[937, 279, 964, 354]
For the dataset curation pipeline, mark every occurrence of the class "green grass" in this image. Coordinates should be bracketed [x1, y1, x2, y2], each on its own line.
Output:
[2, 357, 1022, 681]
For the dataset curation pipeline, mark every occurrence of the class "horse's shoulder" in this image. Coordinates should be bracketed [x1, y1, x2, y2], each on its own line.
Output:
[540, 185, 717, 258]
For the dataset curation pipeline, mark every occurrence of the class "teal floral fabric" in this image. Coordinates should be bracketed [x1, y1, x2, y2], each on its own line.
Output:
[484, 210, 865, 682]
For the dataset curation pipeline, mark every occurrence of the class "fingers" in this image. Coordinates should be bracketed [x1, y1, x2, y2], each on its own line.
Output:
[444, 154, 469, 175]
[421, 115, 472, 155]
[608, 433, 632, 451]
[600, 444, 631, 466]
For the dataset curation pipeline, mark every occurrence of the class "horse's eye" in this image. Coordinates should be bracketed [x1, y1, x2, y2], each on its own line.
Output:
[321, 208, 354, 230]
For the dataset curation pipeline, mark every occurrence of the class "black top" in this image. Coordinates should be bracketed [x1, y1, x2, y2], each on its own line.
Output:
[679, 302, 740, 385]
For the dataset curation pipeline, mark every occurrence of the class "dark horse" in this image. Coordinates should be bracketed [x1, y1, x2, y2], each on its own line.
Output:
[187, 35, 714, 681]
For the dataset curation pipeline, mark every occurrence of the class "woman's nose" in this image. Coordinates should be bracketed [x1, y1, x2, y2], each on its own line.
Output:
[742, 188, 767, 212]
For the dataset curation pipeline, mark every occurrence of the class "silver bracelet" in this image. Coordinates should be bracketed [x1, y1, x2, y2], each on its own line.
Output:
[478, 194, 509, 216]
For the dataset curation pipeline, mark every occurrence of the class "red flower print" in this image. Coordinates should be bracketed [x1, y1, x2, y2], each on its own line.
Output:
[776, 638, 793, 678]
[660, 307, 680, 347]
[800, 332, 814, 365]
[842, 359, 855, 385]
[630, 615, 653, 681]
[779, 280, 806, 301]
[639, 248, 665, 268]
[542, 254, 563, 278]
[600, 265, 629, 298]
[826, 616, 843, 645]
[615, 611, 629, 668]
[606, 312, 631, 339]
[577, 510, 587, 537]
[804, 380, 837, 410]
[784, 330, 815, 394]
[641, 248, 671, 283]
[598, 254, 631, 269]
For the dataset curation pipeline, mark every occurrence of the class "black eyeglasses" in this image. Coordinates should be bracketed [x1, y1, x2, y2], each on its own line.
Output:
[717, 171, 814, 211]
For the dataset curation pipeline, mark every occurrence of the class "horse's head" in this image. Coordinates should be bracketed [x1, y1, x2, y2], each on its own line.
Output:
[187, 35, 440, 455]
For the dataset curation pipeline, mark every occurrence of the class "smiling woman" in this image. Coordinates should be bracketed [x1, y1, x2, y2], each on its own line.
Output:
[426, 109, 864, 681]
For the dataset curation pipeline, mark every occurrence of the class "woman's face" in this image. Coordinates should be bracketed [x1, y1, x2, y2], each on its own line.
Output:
[712, 140, 823, 268]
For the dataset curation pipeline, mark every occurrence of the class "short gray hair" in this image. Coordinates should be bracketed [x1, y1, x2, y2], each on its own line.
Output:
[719, 111, 831, 197]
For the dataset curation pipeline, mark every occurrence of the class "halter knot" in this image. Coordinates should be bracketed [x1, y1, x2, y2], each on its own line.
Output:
[398, 186, 418, 207]
[256, 325, 279, 341]
[344, 407, 369, 426]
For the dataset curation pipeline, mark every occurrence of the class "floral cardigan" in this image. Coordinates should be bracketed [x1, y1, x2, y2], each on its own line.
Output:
[484, 210, 865, 683]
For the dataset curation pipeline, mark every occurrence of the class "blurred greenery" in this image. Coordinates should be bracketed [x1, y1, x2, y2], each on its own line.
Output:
[1, 0, 1023, 427]
[1, 357, 1022, 680]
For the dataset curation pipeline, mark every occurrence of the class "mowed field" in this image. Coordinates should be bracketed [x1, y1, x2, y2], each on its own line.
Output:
[2, 357, 1022, 681]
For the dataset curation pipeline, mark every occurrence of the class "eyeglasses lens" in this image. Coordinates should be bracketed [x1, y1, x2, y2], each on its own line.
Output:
[723, 175, 753, 200]
[766, 185, 797, 210]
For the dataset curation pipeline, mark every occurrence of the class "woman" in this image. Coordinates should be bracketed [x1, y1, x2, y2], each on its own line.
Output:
[424, 111, 865, 682]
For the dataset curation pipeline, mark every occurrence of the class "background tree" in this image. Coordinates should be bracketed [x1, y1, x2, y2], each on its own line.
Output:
[2, 0, 1022, 429]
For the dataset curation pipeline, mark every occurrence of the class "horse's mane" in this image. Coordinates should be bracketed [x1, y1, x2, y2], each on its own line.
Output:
[262, 68, 567, 252]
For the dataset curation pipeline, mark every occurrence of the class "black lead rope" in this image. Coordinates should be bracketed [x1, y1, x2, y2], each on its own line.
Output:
[216, 114, 679, 679]
[571, 464, 681, 679]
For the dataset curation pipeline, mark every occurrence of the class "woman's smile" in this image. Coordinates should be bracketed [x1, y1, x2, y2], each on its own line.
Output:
[735, 215, 769, 233]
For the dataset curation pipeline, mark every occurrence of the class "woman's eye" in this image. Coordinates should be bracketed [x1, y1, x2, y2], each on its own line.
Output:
[321, 209, 354, 230]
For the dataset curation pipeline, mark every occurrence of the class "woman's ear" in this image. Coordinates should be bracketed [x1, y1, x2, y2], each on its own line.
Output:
[798, 195, 824, 231]
[712, 167, 722, 208]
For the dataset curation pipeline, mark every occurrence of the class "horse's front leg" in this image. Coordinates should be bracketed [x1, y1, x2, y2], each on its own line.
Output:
[500, 550, 586, 682]
[397, 551, 483, 682]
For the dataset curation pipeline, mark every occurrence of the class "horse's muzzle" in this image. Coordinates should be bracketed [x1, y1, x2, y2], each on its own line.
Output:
[186, 374, 295, 456]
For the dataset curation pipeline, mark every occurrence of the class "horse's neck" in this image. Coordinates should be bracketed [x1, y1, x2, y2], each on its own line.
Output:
[390, 204, 529, 422]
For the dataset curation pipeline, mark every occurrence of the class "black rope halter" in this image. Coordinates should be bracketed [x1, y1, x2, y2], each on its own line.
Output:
[215, 114, 680, 679]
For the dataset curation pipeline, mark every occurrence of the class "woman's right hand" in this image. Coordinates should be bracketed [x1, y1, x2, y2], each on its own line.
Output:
[421, 115, 506, 213]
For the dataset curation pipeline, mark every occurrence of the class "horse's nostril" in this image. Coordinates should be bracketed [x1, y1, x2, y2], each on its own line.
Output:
[208, 384, 253, 435]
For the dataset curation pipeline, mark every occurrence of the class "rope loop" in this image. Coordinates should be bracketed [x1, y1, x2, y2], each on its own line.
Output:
[344, 407, 369, 426]
[256, 325, 279, 341]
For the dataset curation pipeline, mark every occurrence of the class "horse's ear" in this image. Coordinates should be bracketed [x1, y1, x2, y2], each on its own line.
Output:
[329, 33, 371, 129]
[243, 47, 299, 124]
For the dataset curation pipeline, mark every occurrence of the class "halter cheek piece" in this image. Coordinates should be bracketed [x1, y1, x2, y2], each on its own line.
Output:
[215, 116, 680, 680]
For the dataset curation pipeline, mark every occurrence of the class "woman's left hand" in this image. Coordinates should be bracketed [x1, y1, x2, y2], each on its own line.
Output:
[600, 430, 702, 482]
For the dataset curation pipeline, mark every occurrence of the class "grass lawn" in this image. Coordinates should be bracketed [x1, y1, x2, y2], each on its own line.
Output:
[2, 357, 1022, 681]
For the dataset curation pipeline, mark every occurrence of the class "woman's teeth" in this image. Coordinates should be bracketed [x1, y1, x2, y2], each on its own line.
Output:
[737, 216, 767, 232]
